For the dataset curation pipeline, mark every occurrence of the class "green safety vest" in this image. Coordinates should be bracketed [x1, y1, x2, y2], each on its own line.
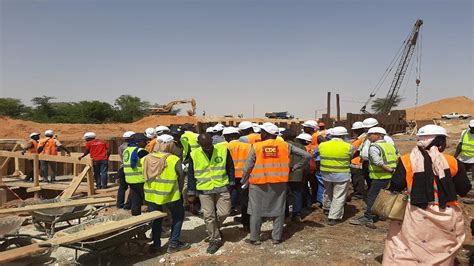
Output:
[143, 153, 181, 205]
[180, 139, 190, 161]
[369, 141, 398, 180]
[319, 139, 351, 173]
[461, 130, 474, 157]
[190, 145, 229, 191]
[181, 131, 200, 150]
[123, 147, 146, 184]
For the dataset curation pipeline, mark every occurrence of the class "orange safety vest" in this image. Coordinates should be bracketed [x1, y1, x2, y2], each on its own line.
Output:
[311, 133, 319, 147]
[249, 139, 290, 184]
[350, 136, 365, 166]
[400, 154, 459, 207]
[226, 141, 251, 179]
[28, 140, 39, 154]
[247, 133, 262, 144]
[145, 138, 157, 153]
[39, 138, 58, 155]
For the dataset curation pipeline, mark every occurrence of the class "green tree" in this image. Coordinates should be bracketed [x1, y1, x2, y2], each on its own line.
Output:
[114, 95, 150, 122]
[31, 96, 56, 120]
[0, 98, 30, 118]
[371, 95, 404, 114]
[80, 101, 115, 123]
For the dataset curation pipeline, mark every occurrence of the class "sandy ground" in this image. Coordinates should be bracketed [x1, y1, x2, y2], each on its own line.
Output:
[405, 96, 474, 120]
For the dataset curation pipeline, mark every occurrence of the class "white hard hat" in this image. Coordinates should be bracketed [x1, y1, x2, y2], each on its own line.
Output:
[363, 118, 379, 128]
[214, 123, 225, 132]
[279, 127, 286, 133]
[223, 127, 240, 135]
[302, 120, 318, 129]
[253, 123, 261, 133]
[155, 126, 170, 134]
[469, 120, 474, 128]
[296, 133, 312, 143]
[351, 121, 364, 130]
[157, 134, 174, 143]
[238, 121, 253, 131]
[45, 130, 54, 137]
[123, 131, 135, 138]
[259, 122, 278, 135]
[206, 127, 215, 133]
[30, 132, 40, 138]
[83, 132, 96, 139]
[367, 127, 387, 135]
[417, 124, 448, 137]
[145, 127, 156, 139]
[331, 126, 348, 136]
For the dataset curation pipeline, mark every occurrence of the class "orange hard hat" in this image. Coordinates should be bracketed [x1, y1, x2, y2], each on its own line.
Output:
[318, 122, 326, 127]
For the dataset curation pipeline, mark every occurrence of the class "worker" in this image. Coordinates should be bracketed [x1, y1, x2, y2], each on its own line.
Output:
[238, 121, 261, 144]
[358, 117, 395, 189]
[155, 125, 170, 136]
[21, 132, 41, 182]
[241, 123, 310, 245]
[288, 133, 312, 222]
[38, 129, 71, 183]
[383, 124, 471, 265]
[78, 132, 110, 189]
[187, 133, 235, 254]
[223, 126, 251, 230]
[212, 123, 226, 144]
[116, 131, 135, 209]
[143, 134, 191, 254]
[317, 122, 327, 138]
[454, 119, 474, 176]
[123, 133, 149, 216]
[302, 120, 324, 147]
[350, 127, 398, 226]
[349, 121, 367, 200]
[318, 127, 353, 225]
[181, 124, 200, 152]
[145, 127, 157, 152]
[206, 126, 215, 135]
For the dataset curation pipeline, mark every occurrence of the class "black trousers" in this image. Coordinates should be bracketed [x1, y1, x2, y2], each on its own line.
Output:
[116, 167, 131, 208]
[362, 161, 371, 189]
[129, 183, 145, 216]
[236, 179, 250, 227]
[350, 167, 366, 197]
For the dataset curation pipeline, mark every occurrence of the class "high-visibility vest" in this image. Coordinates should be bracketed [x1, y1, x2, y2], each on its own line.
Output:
[368, 141, 397, 180]
[311, 133, 319, 147]
[28, 140, 39, 154]
[145, 138, 157, 153]
[179, 139, 190, 161]
[181, 131, 199, 150]
[190, 145, 229, 191]
[460, 130, 474, 158]
[319, 139, 351, 173]
[226, 141, 251, 179]
[123, 147, 146, 184]
[143, 153, 181, 205]
[249, 139, 290, 184]
[350, 135, 366, 167]
[276, 136, 285, 142]
[247, 133, 261, 144]
[39, 138, 58, 155]
[401, 153, 459, 207]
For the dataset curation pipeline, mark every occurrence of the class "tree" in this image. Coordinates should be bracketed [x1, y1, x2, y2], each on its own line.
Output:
[31, 96, 56, 119]
[113, 95, 150, 122]
[80, 101, 115, 123]
[0, 98, 30, 118]
[371, 95, 404, 114]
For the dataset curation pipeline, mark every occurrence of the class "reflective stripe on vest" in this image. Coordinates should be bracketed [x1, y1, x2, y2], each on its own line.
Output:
[401, 154, 459, 206]
[461, 130, 474, 157]
[123, 147, 145, 184]
[227, 141, 251, 179]
[368, 142, 397, 180]
[318, 139, 351, 173]
[190, 145, 229, 191]
[143, 153, 181, 205]
[250, 139, 289, 184]
[247, 133, 261, 144]
[181, 131, 200, 150]
[39, 138, 58, 155]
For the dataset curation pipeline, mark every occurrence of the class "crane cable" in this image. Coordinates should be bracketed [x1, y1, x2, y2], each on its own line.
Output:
[413, 28, 423, 120]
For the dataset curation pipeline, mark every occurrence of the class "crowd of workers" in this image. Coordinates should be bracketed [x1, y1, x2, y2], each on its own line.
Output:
[21, 118, 474, 264]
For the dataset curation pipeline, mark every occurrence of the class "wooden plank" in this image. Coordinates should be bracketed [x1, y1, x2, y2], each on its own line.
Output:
[60, 165, 90, 199]
[0, 197, 115, 215]
[26, 186, 42, 193]
[0, 211, 166, 263]
[33, 154, 39, 198]
[0, 144, 20, 170]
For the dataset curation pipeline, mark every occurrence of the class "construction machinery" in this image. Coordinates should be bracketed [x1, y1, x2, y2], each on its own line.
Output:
[361, 19, 423, 114]
[149, 99, 196, 116]
[265, 111, 295, 119]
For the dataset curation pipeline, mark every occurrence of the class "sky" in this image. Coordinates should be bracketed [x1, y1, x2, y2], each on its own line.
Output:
[0, 0, 473, 119]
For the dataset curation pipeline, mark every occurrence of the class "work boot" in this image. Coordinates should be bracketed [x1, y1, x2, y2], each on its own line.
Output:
[291, 216, 302, 223]
[206, 240, 222, 254]
[167, 241, 191, 253]
[349, 216, 373, 226]
[148, 244, 161, 254]
[42, 177, 49, 183]
[244, 239, 261, 246]
[327, 219, 342, 226]
[271, 239, 282, 245]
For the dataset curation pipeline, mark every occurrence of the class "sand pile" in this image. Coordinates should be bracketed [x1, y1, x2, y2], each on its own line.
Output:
[406, 96, 474, 120]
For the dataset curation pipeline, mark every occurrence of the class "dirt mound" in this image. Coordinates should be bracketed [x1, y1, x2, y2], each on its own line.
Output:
[406, 96, 474, 120]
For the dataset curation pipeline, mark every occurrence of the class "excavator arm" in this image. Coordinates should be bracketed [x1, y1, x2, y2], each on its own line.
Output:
[149, 99, 196, 116]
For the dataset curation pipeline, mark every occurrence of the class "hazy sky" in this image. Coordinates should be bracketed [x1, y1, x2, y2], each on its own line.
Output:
[1, 0, 472, 119]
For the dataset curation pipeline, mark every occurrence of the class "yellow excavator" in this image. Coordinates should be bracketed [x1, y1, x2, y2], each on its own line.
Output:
[149, 99, 197, 116]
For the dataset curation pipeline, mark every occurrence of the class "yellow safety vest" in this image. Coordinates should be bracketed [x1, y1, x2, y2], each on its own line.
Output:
[461, 130, 474, 157]
[123, 147, 146, 184]
[181, 131, 199, 150]
[143, 153, 181, 205]
[319, 139, 351, 173]
[369, 142, 397, 180]
[190, 145, 229, 191]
